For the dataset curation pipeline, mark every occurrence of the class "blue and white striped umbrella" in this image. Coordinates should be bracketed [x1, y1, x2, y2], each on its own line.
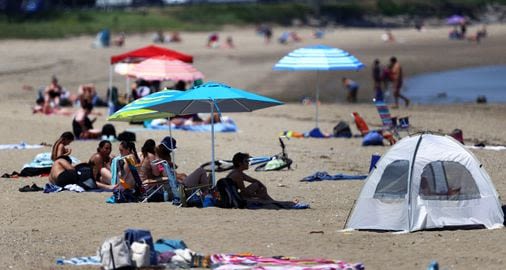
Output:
[273, 45, 364, 71]
[273, 45, 364, 128]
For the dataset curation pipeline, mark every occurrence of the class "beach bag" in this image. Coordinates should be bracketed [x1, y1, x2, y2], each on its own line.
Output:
[450, 129, 464, 144]
[362, 131, 384, 146]
[74, 163, 97, 190]
[124, 229, 157, 266]
[333, 121, 352, 138]
[117, 131, 136, 142]
[214, 178, 246, 209]
[102, 124, 117, 138]
[130, 241, 151, 268]
[98, 235, 132, 270]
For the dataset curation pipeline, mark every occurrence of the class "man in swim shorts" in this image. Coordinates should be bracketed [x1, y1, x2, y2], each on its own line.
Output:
[49, 156, 79, 187]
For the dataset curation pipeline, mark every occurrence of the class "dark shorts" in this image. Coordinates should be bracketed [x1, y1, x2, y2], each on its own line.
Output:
[55, 169, 78, 187]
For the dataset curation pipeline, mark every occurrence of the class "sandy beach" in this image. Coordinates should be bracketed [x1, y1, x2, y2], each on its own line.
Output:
[1, 24, 506, 269]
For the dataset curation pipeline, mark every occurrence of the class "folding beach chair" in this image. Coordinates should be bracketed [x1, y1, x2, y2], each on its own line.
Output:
[158, 160, 211, 207]
[373, 98, 410, 138]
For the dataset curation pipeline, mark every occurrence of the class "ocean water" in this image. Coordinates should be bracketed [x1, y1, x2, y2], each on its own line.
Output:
[402, 65, 506, 104]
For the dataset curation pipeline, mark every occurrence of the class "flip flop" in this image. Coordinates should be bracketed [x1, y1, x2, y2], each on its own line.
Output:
[30, 183, 43, 191]
[19, 185, 31, 192]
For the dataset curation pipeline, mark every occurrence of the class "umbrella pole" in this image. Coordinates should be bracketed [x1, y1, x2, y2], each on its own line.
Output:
[169, 122, 175, 164]
[126, 76, 130, 99]
[210, 102, 216, 187]
[108, 65, 113, 116]
[315, 71, 320, 128]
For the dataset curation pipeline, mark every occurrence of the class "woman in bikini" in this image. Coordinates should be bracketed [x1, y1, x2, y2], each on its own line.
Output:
[117, 141, 141, 189]
[138, 139, 161, 182]
[88, 140, 113, 185]
[51, 132, 74, 161]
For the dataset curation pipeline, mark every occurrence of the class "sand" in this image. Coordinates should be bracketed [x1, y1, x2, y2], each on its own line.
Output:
[1, 25, 506, 270]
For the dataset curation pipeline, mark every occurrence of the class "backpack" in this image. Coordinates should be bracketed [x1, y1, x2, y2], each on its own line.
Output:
[124, 228, 157, 266]
[74, 163, 97, 190]
[333, 121, 352, 138]
[214, 178, 246, 209]
[102, 124, 117, 138]
[97, 235, 132, 270]
[117, 131, 136, 142]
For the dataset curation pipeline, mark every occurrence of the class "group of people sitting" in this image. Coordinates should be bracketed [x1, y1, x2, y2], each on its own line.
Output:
[32, 76, 107, 115]
[48, 133, 273, 203]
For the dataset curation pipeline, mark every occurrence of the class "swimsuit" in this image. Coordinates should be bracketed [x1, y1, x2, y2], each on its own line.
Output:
[55, 169, 78, 187]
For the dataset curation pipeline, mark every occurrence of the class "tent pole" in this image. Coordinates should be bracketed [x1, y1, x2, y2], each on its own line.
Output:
[407, 135, 424, 232]
[210, 102, 216, 187]
[315, 71, 320, 128]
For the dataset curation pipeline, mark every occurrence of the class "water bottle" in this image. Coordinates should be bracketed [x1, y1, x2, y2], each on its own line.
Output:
[203, 194, 214, 208]
[163, 190, 169, 202]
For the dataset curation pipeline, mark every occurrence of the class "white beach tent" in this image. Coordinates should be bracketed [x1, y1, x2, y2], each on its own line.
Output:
[346, 133, 504, 232]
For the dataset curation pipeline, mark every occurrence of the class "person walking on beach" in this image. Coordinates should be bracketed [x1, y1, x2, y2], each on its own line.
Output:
[342, 77, 359, 103]
[389, 57, 410, 108]
[372, 59, 384, 101]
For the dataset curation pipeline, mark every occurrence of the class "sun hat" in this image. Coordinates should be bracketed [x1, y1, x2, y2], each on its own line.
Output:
[161, 136, 177, 151]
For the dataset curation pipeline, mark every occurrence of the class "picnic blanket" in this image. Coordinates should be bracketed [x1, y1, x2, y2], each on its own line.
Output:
[246, 200, 310, 210]
[302, 171, 367, 182]
[210, 254, 364, 270]
[465, 145, 506, 151]
[144, 116, 237, 133]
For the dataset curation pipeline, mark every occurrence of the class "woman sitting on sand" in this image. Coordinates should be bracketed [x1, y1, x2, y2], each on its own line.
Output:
[72, 103, 101, 139]
[88, 140, 113, 185]
[51, 131, 74, 161]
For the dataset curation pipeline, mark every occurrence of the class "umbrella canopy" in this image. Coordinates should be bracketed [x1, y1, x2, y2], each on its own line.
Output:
[110, 45, 193, 64]
[143, 82, 284, 186]
[107, 90, 182, 122]
[447, 15, 465, 25]
[273, 44, 364, 128]
[127, 56, 204, 82]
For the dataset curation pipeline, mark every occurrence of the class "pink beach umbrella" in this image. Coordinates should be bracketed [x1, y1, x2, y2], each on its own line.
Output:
[127, 55, 204, 82]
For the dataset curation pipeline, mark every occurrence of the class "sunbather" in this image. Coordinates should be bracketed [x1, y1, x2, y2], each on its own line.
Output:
[118, 141, 141, 189]
[227, 152, 273, 201]
[51, 131, 74, 161]
[138, 139, 161, 181]
[49, 156, 79, 187]
[88, 140, 113, 185]
[72, 103, 101, 139]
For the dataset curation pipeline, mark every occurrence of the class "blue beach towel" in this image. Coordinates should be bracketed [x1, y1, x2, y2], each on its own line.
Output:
[154, 239, 188, 253]
[301, 171, 367, 182]
[56, 256, 100, 266]
[143, 117, 237, 133]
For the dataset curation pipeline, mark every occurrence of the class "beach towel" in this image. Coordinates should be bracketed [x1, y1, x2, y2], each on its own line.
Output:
[154, 239, 188, 253]
[56, 256, 101, 266]
[246, 200, 310, 210]
[301, 171, 367, 182]
[281, 128, 333, 139]
[0, 142, 44, 150]
[43, 183, 85, 193]
[4, 152, 80, 177]
[210, 254, 364, 270]
[143, 117, 237, 133]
